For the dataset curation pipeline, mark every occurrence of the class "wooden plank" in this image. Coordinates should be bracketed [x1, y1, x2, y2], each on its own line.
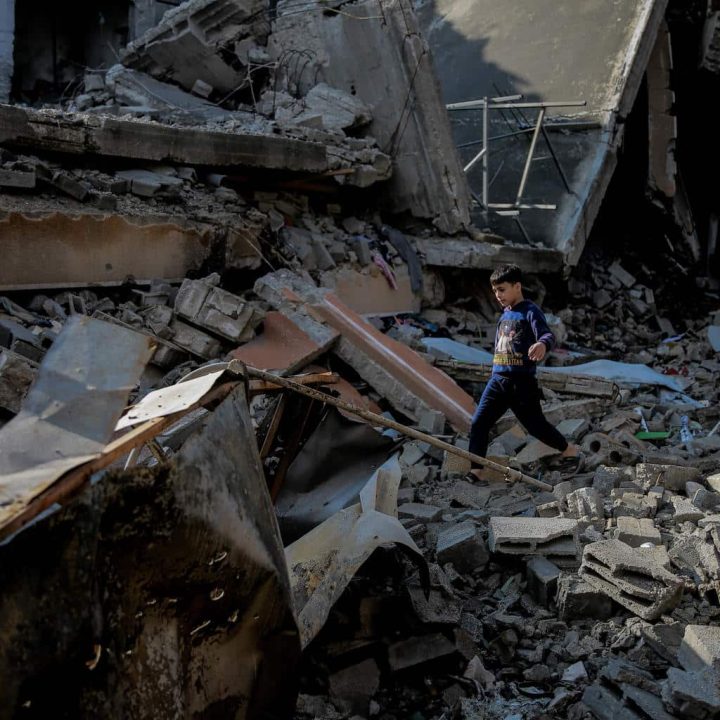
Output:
[434, 359, 619, 399]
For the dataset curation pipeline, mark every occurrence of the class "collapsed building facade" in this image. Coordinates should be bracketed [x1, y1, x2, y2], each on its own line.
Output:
[1, 0, 720, 719]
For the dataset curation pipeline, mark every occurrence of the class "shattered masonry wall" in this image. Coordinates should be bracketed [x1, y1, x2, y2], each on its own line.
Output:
[269, 0, 472, 234]
[0, 0, 13, 102]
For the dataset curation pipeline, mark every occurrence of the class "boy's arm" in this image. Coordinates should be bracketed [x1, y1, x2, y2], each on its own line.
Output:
[528, 306, 556, 351]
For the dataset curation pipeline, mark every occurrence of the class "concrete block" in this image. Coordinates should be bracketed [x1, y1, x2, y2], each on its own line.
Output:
[668, 536, 720, 583]
[636, 462, 701, 491]
[407, 585, 462, 625]
[311, 234, 336, 271]
[388, 633, 456, 672]
[670, 495, 705, 523]
[419, 409, 446, 434]
[168, 318, 221, 359]
[593, 465, 627, 495]
[580, 540, 683, 620]
[436, 521, 488, 573]
[448, 480, 490, 510]
[615, 517, 661, 547]
[678, 625, 720, 672]
[641, 623, 685, 664]
[525, 557, 560, 607]
[398, 503, 443, 522]
[611, 491, 657, 519]
[557, 574, 613, 621]
[662, 666, 720, 719]
[592, 289, 612, 309]
[50, 171, 90, 201]
[565, 487, 603, 520]
[488, 517, 580, 566]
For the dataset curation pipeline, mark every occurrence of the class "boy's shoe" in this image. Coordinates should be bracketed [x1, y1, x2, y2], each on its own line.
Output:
[546, 452, 585, 475]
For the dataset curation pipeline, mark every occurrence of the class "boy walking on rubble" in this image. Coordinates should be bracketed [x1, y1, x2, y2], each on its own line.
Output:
[469, 264, 580, 479]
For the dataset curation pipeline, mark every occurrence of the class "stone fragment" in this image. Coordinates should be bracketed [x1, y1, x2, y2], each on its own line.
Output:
[636, 463, 701, 491]
[0, 348, 37, 414]
[168, 318, 221, 359]
[670, 495, 705, 523]
[561, 661, 587, 683]
[398, 503, 443, 522]
[328, 659, 380, 715]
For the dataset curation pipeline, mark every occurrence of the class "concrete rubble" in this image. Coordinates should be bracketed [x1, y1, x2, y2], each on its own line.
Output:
[0, 0, 720, 719]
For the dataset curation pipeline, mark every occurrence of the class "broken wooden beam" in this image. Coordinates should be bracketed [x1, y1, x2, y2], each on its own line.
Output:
[434, 359, 619, 400]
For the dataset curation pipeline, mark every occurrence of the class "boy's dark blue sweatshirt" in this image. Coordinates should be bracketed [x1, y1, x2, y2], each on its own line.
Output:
[492, 299, 555, 375]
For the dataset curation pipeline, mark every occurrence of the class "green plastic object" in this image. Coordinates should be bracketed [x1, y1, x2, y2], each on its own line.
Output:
[635, 431, 671, 440]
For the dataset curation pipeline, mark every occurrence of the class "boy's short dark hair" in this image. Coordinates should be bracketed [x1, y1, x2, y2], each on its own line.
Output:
[490, 264, 522, 286]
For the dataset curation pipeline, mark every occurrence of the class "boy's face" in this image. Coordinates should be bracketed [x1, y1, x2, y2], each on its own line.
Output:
[492, 281, 522, 308]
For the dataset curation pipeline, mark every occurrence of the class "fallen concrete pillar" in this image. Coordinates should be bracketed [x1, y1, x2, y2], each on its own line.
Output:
[488, 516, 580, 566]
[580, 539, 683, 620]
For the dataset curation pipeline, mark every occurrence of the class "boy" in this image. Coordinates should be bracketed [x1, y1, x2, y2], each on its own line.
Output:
[469, 264, 580, 478]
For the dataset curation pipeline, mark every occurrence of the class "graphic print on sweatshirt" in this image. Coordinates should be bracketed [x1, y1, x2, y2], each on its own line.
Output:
[493, 318, 525, 366]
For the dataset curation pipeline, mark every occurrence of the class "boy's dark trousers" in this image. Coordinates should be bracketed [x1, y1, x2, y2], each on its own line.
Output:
[468, 373, 568, 463]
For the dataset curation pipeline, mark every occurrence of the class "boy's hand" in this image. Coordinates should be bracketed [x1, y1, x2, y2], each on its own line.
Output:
[528, 342, 547, 362]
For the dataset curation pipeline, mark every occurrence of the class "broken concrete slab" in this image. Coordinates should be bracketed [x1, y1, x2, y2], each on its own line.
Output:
[488, 517, 580, 566]
[0, 105, 328, 173]
[328, 659, 380, 716]
[268, 0, 471, 233]
[580, 539, 683, 620]
[168, 317, 222, 359]
[663, 665, 720, 719]
[399, 503, 443, 523]
[121, 0, 270, 95]
[0, 210, 218, 291]
[678, 625, 720, 673]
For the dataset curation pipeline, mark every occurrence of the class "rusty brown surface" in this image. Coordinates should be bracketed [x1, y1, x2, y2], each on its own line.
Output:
[312, 293, 475, 431]
[0, 211, 214, 289]
[230, 311, 338, 373]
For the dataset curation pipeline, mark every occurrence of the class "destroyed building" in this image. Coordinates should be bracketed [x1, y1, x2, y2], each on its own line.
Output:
[1, 0, 720, 718]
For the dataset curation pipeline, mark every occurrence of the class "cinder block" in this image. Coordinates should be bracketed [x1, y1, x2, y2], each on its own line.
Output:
[580, 540, 683, 621]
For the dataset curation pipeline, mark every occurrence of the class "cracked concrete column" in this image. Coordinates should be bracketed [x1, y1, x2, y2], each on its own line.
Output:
[0, 0, 14, 102]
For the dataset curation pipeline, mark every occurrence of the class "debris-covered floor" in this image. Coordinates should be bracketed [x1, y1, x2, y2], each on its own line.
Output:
[2, 0, 720, 719]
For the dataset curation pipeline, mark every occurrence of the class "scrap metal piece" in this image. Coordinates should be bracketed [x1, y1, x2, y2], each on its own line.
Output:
[0, 316, 152, 530]
[0, 384, 300, 718]
[286, 455, 427, 648]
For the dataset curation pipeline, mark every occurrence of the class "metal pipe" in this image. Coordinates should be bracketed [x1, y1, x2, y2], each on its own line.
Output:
[516, 107, 545, 206]
[447, 99, 586, 111]
[463, 147, 486, 173]
[457, 122, 602, 150]
[489, 203, 557, 210]
[482, 96, 489, 212]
